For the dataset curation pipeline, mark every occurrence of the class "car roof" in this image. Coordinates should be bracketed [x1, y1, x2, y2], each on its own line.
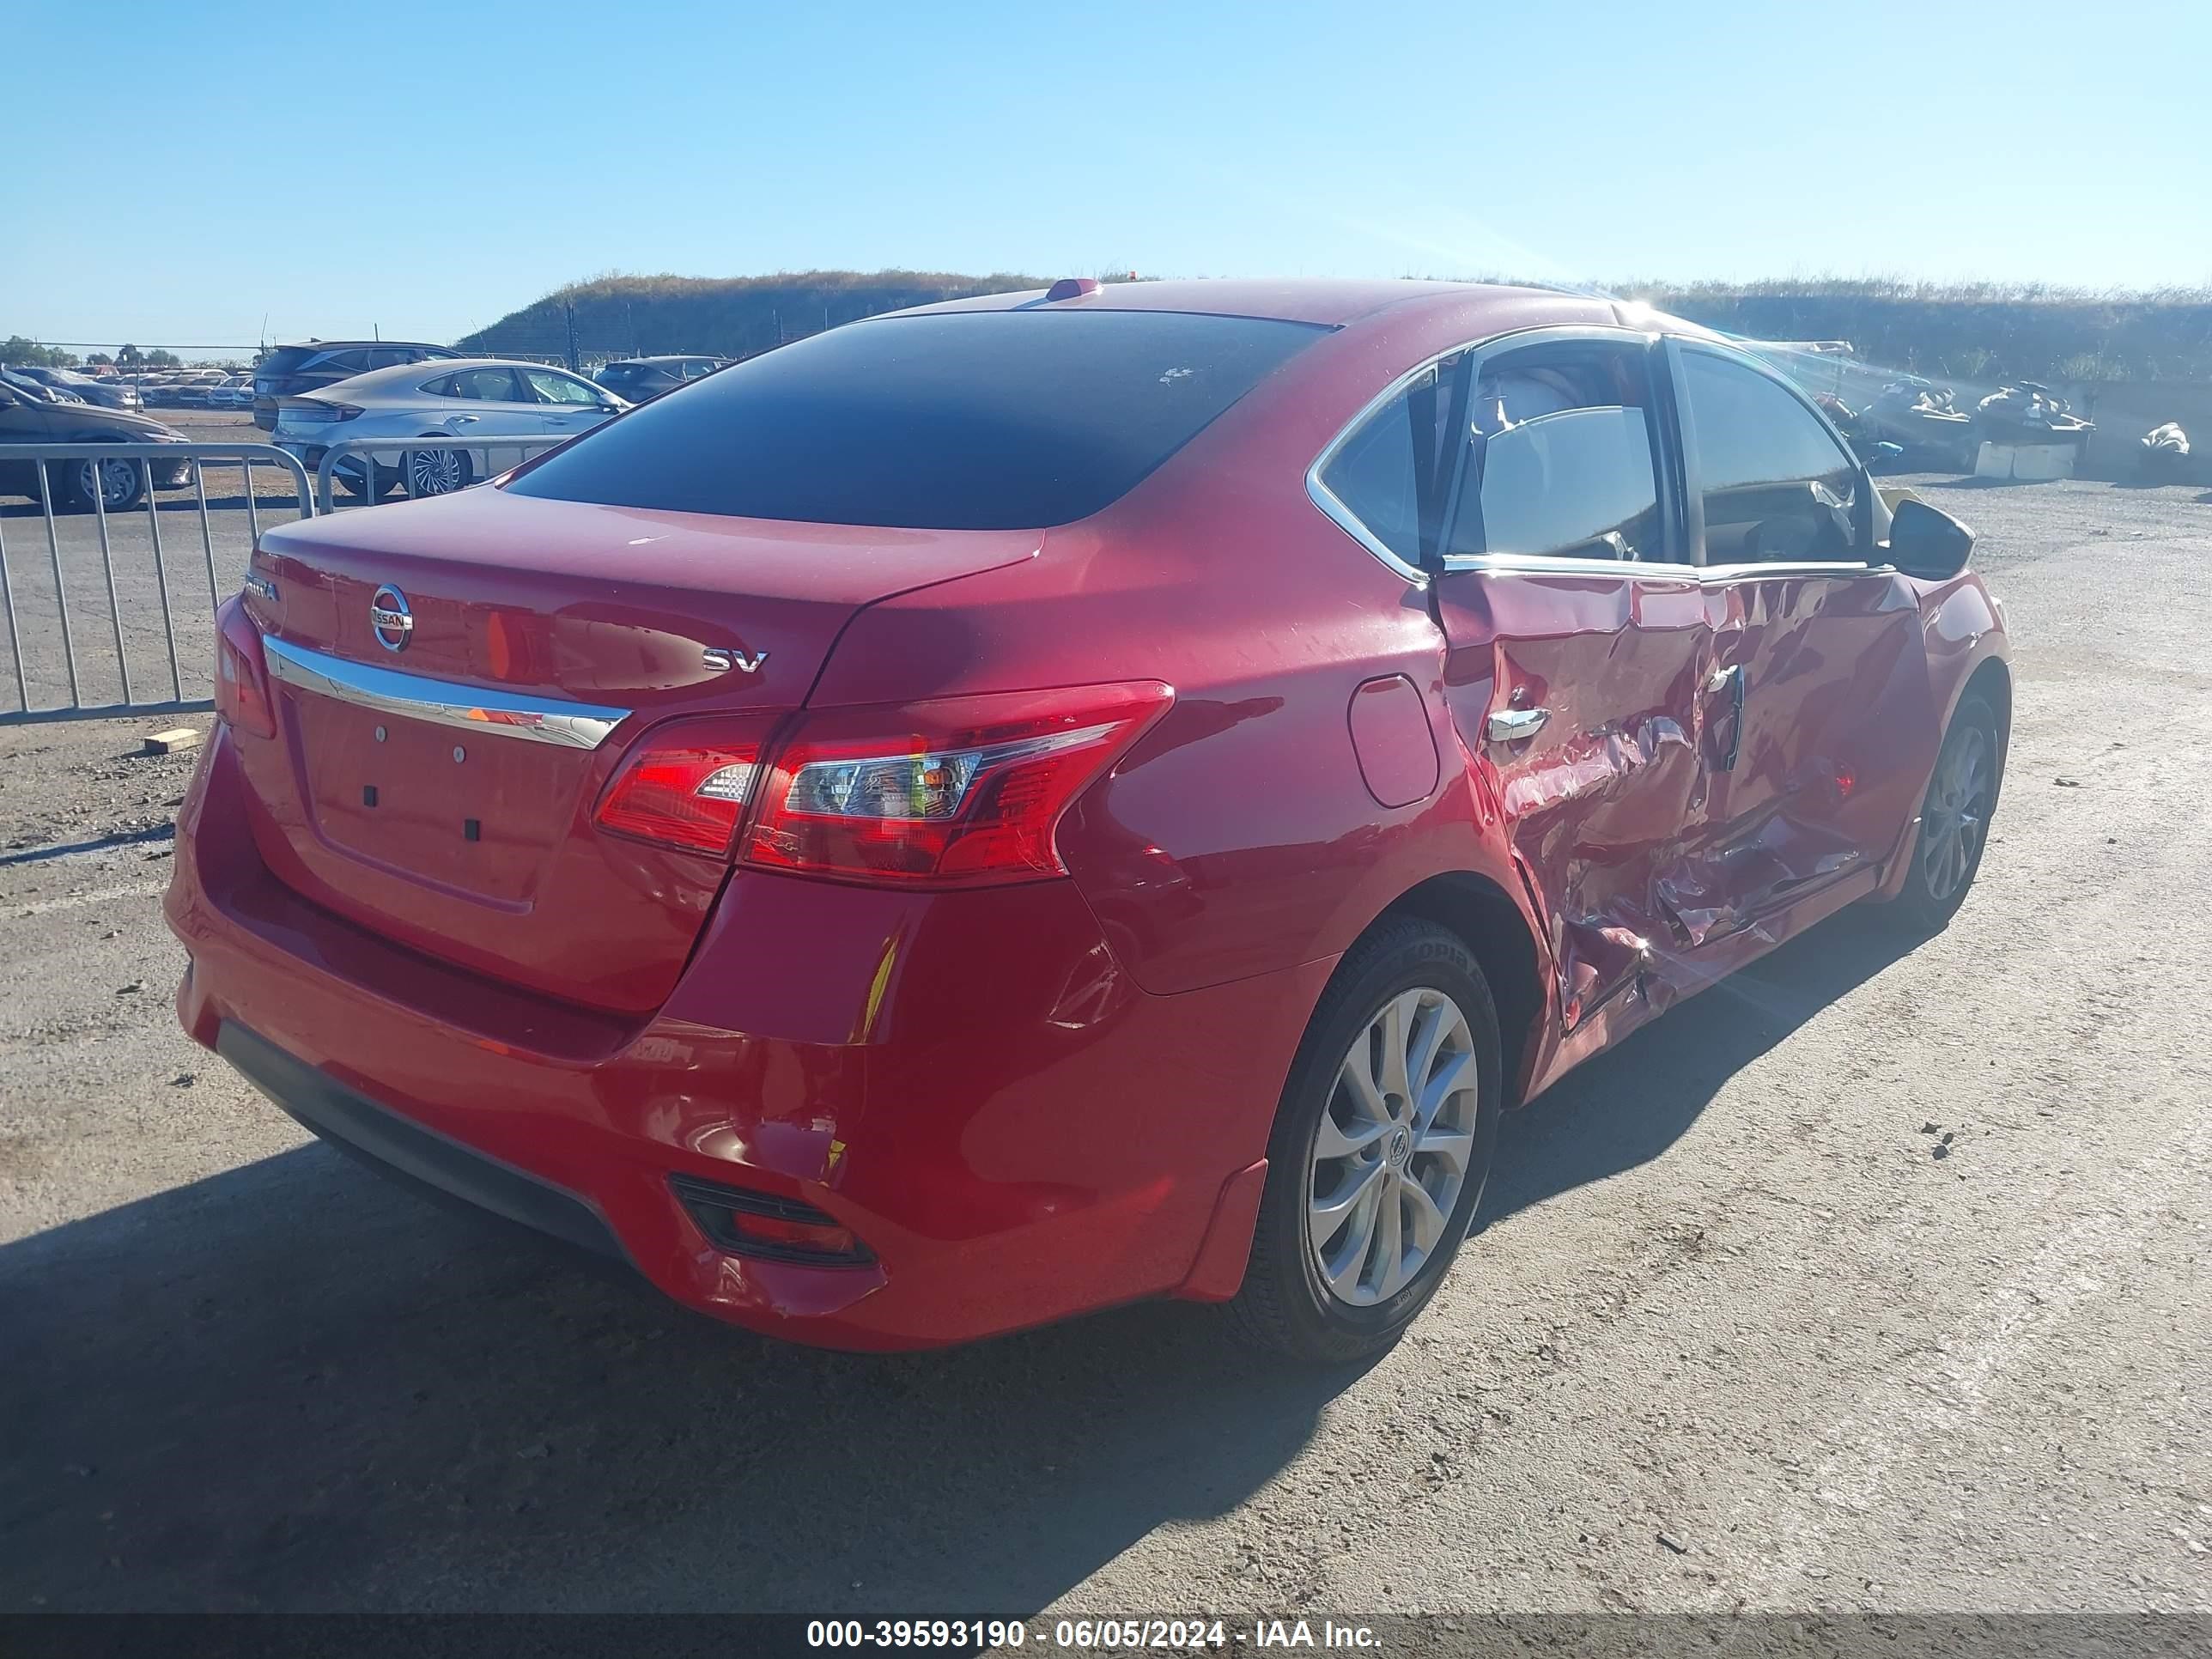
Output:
[885, 277, 1729, 343]
[275, 339, 453, 353]
[886, 277, 1585, 327]
[307, 356, 573, 395]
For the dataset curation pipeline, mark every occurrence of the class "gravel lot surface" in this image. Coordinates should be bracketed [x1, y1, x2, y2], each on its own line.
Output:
[2, 475, 2209, 1618]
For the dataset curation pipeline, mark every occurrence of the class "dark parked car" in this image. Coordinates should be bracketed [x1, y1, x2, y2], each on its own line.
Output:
[1, 365, 83, 404]
[8, 365, 142, 410]
[592, 355, 731, 402]
[252, 341, 463, 429]
[0, 378, 192, 510]
[172, 279, 2008, 1359]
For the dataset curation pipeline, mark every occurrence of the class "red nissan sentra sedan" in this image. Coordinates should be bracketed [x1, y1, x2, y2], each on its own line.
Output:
[167, 279, 2008, 1358]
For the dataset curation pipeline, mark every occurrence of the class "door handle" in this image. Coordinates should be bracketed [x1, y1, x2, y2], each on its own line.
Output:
[1711, 663, 1747, 772]
[1485, 706, 1550, 743]
[450, 415, 479, 424]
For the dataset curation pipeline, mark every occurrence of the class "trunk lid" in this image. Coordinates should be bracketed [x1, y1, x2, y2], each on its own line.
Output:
[237, 484, 1037, 1012]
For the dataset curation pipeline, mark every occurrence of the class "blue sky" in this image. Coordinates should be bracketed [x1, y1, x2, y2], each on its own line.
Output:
[4, 0, 2207, 356]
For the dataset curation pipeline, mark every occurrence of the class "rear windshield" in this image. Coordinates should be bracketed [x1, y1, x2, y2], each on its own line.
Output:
[507, 309, 1325, 529]
[258, 347, 324, 374]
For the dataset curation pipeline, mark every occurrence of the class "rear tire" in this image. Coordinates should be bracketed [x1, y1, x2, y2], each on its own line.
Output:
[1227, 917, 1502, 1364]
[1881, 692, 2001, 934]
[335, 463, 398, 501]
[48, 455, 147, 514]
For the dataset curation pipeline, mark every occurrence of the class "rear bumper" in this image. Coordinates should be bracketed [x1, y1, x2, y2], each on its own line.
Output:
[167, 723, 1328, 1349]
[218, 1019, 629, 1264]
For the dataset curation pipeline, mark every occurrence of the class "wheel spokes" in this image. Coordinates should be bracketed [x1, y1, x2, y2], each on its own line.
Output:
[1414, 1125, 1475, 1176]
[1322, 1176, 1385, 1297]
[1370, 1181, 1407, 1297]
[1376, 992, 1414, 1105]
[1311, 1158, 1383, 1240]
[1314, 1105, 1386, 1161]
[1401, 1176, 1450, 1255]
[1337, 1046, 1389, 1132]
[1415, 1046, 1474, 1132]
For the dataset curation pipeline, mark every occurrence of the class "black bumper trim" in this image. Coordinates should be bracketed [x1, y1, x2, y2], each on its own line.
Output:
[217, 1021, 629, 1263]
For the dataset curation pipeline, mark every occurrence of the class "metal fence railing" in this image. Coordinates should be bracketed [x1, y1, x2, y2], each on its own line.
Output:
[313, 434, 564, 514]
[0, 441, 312, 724]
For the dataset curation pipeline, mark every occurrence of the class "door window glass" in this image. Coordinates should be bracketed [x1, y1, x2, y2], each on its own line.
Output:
[1681, 349, 1862, 564]
[523, 368, 605, 405]
[1446, 347, 1663, 562]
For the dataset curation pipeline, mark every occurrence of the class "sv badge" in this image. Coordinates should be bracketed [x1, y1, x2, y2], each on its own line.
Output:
[702, 647, 769, 675]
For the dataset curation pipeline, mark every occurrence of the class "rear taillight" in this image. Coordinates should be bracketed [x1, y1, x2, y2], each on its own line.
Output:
[214, 595, 275, 738]
[592, 716, 772, 856]
[741, 682, 1172, 887]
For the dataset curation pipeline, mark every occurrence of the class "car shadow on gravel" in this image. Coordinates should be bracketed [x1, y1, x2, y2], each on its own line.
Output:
[0, 1143, 1370, 1613]
[2, 908, 1917, 1616]
[1480, 907, 1917, 1231]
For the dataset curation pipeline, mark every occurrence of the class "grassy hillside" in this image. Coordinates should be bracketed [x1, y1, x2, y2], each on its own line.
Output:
[1638, 278, 2212, 384]
[460, 271, 2212, 385]
[457, 269, 1045, 365]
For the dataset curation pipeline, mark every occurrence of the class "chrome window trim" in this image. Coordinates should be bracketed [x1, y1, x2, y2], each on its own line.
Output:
[1305, 324, 1672, 584]
[1436, 553, 1891, 584]
[262, 635, 631, 750]
[1437, 550, 1700, 579]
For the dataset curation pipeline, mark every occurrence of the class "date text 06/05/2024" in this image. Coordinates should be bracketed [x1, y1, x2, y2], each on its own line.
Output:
[804, 1619, 1383, 1650]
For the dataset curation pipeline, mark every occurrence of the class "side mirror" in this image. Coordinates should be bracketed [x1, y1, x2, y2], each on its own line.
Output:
[1887, 497, 1975, 580]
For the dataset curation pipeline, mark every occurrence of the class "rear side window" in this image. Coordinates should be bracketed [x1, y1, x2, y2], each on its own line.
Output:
[1315, 352, 1475, 568]
[433, 368, 522, 401]
[1681, 349, 1861, 564]
[508, 310, 1324, 528]
[313, 349, 369, 375]
[1448, 346, 1664, 562]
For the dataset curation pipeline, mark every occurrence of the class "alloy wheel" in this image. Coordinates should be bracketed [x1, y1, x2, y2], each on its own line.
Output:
[1921, 723, 1991, 902]
[1306, 987, 1480, 1306]
[407, 448, 466, 496]
[78, 458, 140, 510]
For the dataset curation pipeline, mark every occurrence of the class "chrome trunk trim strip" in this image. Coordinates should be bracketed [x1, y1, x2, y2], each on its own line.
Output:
[262, 635, 629, 750]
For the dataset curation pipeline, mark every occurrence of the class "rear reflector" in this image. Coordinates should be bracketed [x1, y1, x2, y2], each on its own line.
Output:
[667, 1173, 872, 1266]
[740, 682, 1172, 888]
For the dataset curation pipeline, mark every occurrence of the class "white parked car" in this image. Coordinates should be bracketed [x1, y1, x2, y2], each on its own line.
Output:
[209, 375, 255, 410]
[271, 357, 628, 500]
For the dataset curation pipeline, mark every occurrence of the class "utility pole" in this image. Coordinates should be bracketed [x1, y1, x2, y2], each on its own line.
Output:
[562, 301, 580, 373]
